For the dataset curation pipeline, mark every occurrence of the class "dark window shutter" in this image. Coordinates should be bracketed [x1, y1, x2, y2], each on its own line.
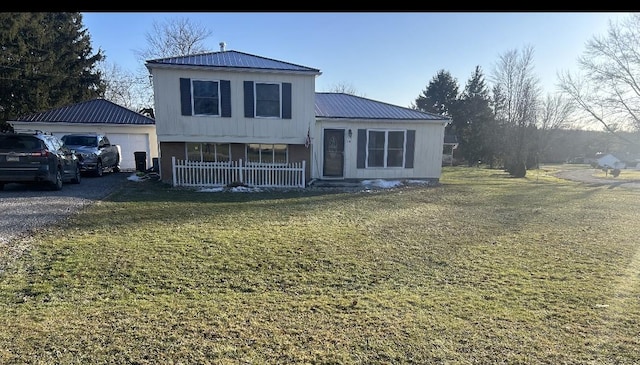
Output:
[282, 82, 292, 119]
[405, 130, 416, 168]
[180, 78, 192, 116]
[244, 81, 254, 118]
[357, 129, 367, 168]
[220, 80, 231, 117]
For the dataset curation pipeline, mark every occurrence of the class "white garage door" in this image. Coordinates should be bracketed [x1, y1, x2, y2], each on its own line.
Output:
[107, 133, 150, 171]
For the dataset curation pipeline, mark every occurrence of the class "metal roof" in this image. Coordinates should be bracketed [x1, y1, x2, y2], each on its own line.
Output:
[146, 50, 321, 75]
[315, 93, 448, 121]
[13, 99, 155, 125]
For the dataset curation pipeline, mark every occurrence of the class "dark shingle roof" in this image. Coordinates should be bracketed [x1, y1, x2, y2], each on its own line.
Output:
[146, 50, 321, 75]
[13, 99, 155, 125]
[315, 93, 448, 121]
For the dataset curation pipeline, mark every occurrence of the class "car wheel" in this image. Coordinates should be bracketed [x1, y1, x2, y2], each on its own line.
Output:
[95, 160, 103, 177]
[50, 169, 63, 190]
[71, 164, 81, 184]
[113, 154, 121, 173]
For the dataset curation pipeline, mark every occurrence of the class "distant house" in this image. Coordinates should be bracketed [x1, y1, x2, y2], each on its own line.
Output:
[597, 153, 626, 169]
[9, 99, 157, 171]
[442, 134, 459, 166]
[145, 47, 450, 188]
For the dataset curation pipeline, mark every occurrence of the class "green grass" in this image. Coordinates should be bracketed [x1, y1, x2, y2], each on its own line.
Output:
[1, 166, 639, 364]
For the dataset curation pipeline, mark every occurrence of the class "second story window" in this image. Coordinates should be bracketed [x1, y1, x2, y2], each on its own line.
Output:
[192, 80, 220, 116]
[180, 78, 231, 117]
[243, 81, 291, 119]
[255, 83, 281, 118]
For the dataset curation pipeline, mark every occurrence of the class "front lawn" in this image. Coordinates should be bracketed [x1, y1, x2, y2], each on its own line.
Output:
[1, 166, 639, 364]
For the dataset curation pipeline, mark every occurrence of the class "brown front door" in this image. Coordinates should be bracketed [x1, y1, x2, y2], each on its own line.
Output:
[323, 129, 344, 178]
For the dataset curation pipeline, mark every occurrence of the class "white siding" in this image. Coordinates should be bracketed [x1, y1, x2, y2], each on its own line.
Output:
[151, 67, 317, 144]
[313, 119, 446, 180]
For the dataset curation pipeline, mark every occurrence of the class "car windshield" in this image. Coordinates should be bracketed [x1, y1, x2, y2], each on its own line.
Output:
[64, 136, 97, 147]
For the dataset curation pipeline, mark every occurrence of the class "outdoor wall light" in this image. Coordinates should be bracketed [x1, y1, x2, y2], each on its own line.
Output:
[348, 129, 353, 140]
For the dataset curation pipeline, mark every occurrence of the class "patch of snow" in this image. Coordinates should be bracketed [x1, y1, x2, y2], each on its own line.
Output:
[361, 179, 403, 188]
[198, 187, 225, 193]
[127, 174, 144, 182]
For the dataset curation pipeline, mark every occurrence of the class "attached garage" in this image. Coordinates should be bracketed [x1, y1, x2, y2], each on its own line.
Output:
[106, 133, 151, 171]
[9, 99, 157, 171]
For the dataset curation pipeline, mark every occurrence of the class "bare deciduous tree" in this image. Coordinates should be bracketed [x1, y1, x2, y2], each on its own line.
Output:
[491, 45, 542, 176]
[558, 13, 640, 143]
[532, 93, 575, 167]
[99, 61, 148, 110]
[135, 17, 213, 61]
[325, 82, 365, 97]
[538, 93, 574, 131]
[116, 16, 214, 114]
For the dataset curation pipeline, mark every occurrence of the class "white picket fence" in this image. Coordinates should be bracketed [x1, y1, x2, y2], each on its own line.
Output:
[172, 157, 306, 188]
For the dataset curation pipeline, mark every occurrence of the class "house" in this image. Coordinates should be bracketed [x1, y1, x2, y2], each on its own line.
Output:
[9, 99, 157, 171]
[597, 153, 626, 169]
[442, 134, 459, 166]
[145, 46, 449, 187]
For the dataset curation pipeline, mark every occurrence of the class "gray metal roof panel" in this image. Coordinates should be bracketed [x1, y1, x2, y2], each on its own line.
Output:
[146, 50, 321, 74]
[315, 93, 448, 121]
[13, 99, 155, 125]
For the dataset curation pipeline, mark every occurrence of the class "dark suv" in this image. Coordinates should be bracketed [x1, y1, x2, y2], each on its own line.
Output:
[0, 131, 81, 190]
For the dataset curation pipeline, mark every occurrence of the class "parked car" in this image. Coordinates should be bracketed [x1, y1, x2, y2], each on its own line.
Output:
[0, 130, 81, 190]
[61, 133, 120, 177]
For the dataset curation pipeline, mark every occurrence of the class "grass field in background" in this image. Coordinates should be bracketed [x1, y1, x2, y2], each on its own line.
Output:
[0, 165, 639, 364]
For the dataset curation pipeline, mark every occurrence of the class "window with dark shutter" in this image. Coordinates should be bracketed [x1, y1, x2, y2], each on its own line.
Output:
[358, 129, 414, 169]
[255, 83, 280, 117]
[192, 80, 220, 115]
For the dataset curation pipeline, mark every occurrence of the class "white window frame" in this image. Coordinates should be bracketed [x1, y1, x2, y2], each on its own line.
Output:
[366, 129, 407, 168]
[191, 79, 221, 116]
[254, 82, 281, 118]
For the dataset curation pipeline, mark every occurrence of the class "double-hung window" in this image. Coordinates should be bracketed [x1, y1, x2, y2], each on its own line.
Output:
[246, 144, 288, 164]
[255, 82, 281, 118]
[192, 80, 220, 116]
[243, 81, 291, 119]
[180, 78, 231, 117]
[367, 130, 406, 168]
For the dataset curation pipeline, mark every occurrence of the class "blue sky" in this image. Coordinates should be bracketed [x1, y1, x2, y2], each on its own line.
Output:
[81, 12, 630, 109]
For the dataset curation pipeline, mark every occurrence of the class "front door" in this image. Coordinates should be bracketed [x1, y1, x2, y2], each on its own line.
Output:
[323, 129, 344, 178]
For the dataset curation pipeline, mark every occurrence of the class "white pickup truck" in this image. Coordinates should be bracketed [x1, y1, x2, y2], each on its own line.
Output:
[61, 133, 120, 177]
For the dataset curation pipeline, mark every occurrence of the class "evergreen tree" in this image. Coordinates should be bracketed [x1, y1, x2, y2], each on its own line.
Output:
[414, 69, 459, 117]
[456, 66, 496, 166]
[0, 12, 104, 132]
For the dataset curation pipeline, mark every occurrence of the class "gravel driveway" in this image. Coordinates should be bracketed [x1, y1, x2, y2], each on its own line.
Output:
[0, 171, 131, 249]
